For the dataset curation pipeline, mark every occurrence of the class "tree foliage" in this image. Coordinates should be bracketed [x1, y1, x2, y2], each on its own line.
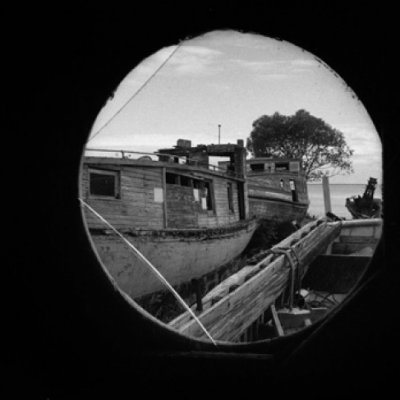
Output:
[246, 109, 354, 181]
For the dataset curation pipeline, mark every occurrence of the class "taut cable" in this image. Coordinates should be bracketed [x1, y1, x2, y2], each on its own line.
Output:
[79, 198, 217, 346]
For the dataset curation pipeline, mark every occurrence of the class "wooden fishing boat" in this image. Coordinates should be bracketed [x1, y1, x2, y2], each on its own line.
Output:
[169, 217, 382, 342]
[345, 177, 382, 219]
[220, 157, 309, 224]
[246, 158, 309, 223]
[81, 139, 257, 301]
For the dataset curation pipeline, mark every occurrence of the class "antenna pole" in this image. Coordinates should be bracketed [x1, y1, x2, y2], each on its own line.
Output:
[218, 124, 221, 144]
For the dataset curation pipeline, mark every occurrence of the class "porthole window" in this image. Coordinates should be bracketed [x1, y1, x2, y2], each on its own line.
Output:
[80, 30, 382, 347]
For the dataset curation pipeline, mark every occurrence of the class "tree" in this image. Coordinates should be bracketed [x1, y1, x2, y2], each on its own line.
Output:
[246, 109, 354, 181]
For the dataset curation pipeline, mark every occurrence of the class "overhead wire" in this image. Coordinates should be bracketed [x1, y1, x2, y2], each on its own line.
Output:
[87, 42, 183, 144]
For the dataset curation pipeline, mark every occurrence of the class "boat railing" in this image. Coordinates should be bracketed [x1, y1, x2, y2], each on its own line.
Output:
[84, 147, 232, 175]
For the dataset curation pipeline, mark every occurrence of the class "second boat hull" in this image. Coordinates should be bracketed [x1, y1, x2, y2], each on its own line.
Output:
[249, 195, 309, 223]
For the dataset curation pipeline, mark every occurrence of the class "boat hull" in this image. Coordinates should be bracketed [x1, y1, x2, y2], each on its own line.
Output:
[345, 197, 382, 219]
[249, 196, 309, 223]
[89, 219, 258, 299]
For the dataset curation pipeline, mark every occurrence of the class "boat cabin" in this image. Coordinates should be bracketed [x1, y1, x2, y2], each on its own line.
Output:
[248, 159, 302, 174]
[245, 158, 308, 203]
[217, 157, 310, 222]
[81, 139, 250, 231]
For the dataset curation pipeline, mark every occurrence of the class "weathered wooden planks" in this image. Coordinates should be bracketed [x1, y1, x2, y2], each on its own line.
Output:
[169, 265, 259, 330]
[82, 164, 165, 229]
[170, 219, 326, 329]
[170, 220, 342, 341]
[247, 171, 308, 200]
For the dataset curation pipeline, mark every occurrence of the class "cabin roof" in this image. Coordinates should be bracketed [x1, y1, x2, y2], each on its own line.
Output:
[247, 158, 302, 163]
[83, 156, 244, 182]
[158, 142, 245, 157]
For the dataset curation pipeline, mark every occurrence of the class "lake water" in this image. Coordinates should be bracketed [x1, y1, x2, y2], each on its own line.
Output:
[307, 184, 383, 219]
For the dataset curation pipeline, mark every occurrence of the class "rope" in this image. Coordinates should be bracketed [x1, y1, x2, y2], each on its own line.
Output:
[289, 247, 303, 294]
[88, 42, 183, 143]
[268, 247, 301, 310]
[79, 198, 217, 346]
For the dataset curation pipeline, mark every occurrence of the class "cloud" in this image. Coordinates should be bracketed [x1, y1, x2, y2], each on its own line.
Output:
[179, 46, 222, 57]
[193, 30, 279, 51]
[231, 59, 286, 71]
[124, 46, 178, 80]
[122, 39, 322, 90]
[207, 82, 232, 92]
[257, 73, 290, 81]
[88, 132, 178, 152]
[123, 45, 224, 84]
[168, 45, 224, 76]
[352, 152, 382, 163]
[290, 58, 320, 67]
[336, 122, 382, 156]
[230, 56, 321, 81]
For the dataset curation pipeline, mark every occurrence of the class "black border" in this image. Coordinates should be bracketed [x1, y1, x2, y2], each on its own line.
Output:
[8, 4, 398, 398]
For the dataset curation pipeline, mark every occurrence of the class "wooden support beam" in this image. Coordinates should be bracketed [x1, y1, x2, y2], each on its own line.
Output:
[270, 304, 284, 337]
[162, 167, 168, 229]
[322, 175, 332, 214]
[192, 278, 203, 312]
[170, 220, 342, 341]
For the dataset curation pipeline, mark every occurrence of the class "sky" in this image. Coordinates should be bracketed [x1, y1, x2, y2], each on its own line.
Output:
[86, 30, 382, 184]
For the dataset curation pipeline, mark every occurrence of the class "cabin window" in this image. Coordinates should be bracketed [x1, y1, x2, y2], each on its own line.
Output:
[204, 181, 214, 211]
[166, 173, 197, 187]
[180, 176, 192, 187]
[193, 179, 202, 189]
[250, 163, 265, 171]
[193, 179, 203, 201]
[166, 172, 179, 184]
[227, 182, 234, 212]
[89, 169, 119, 198]
[275, 162, 289, 171]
